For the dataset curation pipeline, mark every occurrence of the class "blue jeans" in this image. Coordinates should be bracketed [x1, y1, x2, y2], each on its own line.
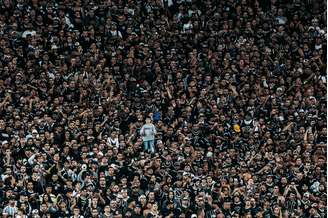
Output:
[143, 140, 155, 153]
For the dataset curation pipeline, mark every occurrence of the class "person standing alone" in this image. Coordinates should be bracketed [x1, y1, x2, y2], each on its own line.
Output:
[140, 117, 157, 153]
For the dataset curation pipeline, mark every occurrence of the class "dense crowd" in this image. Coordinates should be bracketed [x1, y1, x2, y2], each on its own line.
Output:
[0, 0, 327, 217]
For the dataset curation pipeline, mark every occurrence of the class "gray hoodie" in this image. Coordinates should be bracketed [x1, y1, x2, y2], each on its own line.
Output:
[140, 123, 157, 141]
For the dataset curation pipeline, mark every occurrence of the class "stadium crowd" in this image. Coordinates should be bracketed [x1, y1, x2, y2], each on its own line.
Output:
[0, 0, 327, 217]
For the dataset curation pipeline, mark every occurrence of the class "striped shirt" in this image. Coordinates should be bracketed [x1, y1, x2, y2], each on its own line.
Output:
[3, 205, 18, 216]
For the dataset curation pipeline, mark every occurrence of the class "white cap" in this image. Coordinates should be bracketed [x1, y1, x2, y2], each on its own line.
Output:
[25, 134, 33, 141]
[206, 151, 213, 158]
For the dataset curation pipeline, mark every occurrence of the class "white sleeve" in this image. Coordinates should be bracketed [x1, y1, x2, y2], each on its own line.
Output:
[140, 125, 145, 135]
[28, 153, 36, 165]
[153, 125, 157, 135]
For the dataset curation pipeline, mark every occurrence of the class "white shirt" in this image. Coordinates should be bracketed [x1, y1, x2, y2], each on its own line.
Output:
[22, 30, 36, 38]
[107, 137, 119, 148]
